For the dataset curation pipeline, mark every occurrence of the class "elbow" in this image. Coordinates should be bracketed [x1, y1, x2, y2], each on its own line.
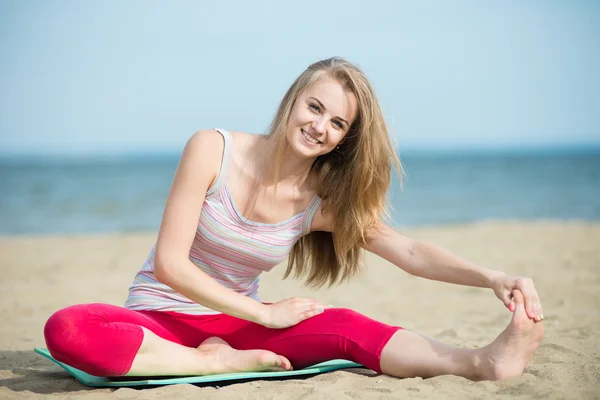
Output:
[394, 238, 421, 276]
[407, 239, 419, 260]
[404, 240, 431, 277]
[153, 253, 183, 286]
[153, 259, 170, 285]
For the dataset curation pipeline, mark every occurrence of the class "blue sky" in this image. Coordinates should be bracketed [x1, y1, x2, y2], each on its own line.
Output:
[1, 0, 599, 156]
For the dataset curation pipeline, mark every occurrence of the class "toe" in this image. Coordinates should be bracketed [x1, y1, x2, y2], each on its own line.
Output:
[200, 337, 228, 347]
[280, 356, 293, 370]
[511, 290, 525, 305]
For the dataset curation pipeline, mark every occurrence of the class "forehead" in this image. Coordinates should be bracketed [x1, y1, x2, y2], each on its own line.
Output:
[303, 76, 358, 123]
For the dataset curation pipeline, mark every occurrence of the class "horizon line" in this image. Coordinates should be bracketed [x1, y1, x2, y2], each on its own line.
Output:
[1, 143, 599, 166]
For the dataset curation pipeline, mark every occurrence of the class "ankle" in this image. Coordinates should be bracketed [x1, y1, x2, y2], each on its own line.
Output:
[471, 348, 493, 381]
[447, 348, 485, 381]
[193, 345, 222, 373]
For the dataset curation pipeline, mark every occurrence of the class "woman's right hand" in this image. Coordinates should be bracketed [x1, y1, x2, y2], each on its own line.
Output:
[257, 297, 327, 329]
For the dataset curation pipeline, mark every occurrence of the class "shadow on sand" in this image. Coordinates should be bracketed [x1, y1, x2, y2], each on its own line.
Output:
[0, 350, 378, 394]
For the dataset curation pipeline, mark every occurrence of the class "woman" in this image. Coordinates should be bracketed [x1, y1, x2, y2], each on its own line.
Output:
[44, 57, 544, 381]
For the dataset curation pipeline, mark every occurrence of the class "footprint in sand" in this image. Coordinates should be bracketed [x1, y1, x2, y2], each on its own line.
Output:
[535, 343, 582, 364]
[436, 328, 458, 338]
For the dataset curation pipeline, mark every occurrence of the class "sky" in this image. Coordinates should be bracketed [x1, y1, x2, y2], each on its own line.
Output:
[1, 0, 599, 157]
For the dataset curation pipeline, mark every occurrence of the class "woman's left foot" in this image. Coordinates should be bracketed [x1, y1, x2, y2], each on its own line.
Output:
[195, 337, 293, 374]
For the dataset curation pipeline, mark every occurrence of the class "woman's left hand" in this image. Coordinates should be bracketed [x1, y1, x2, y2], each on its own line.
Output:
[491, 274, 544, 322]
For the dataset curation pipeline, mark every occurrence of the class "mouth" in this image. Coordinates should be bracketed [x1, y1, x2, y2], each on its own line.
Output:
[301, 129, 322, 145]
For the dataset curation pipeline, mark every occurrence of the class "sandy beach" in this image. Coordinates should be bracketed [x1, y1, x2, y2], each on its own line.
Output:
[1, 220, 599, 399]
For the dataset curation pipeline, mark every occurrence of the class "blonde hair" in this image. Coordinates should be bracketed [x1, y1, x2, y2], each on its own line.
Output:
[267, 57, 403, 287]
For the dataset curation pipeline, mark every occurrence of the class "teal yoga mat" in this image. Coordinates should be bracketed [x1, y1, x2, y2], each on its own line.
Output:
[34, 348, 363, 387]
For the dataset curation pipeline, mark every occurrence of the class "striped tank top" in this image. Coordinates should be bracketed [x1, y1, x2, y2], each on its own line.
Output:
[125, 129, 322, 315]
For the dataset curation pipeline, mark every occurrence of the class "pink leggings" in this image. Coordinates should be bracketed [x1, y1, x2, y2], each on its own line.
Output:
[44, 303, 402, 377]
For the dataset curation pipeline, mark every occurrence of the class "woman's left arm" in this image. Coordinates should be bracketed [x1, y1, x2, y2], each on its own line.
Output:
[363, 222, 544, 322]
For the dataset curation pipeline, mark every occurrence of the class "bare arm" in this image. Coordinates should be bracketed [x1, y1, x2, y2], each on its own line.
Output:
[153, 130, 267, 323]
[363, 222, 504, 287]
[312, 200, 543, 319]
[153, 130, 325, 328]
[311, 209, 503, 287]
[362, 222, 544, 320]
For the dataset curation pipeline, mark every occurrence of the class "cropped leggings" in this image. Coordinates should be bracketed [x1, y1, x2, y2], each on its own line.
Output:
[44, 303, 402, 377]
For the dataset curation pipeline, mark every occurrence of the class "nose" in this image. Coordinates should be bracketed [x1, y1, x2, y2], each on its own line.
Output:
[311, 117, 327, 134]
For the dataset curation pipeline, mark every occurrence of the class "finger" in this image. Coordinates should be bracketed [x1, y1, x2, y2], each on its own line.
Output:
[288, 297, 313, 303]
[289, 298, 320, 308]
[518, 290, 534, 319]
[531, 298, 540, 321]
[524, 295, 535, 319]
[303, 299, 323, 307]
[524, 290, 542, 320]
[300, 308, 324, 320]
[516, 278, 536, 319]
[521, 280, 543, 320]
[535, 300, 544, 322]
[524, 295, 541, 321]
[513, 289, 536, 319]
[297, 302, 324, 312]
[296, 297, 320, 303]
[501, 290, 515, 312]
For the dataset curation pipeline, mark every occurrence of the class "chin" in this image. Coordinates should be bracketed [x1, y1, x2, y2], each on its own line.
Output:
[293, 142, 317, 158]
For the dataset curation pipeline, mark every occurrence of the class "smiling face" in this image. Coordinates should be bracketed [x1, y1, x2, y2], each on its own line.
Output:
[286, 76, 358, 158]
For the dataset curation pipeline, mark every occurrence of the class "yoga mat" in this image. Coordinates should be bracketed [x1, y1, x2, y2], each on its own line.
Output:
[34, 348, 363, 387]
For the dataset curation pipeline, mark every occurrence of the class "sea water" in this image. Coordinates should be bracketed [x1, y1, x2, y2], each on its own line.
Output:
[1, 150, 598, 235]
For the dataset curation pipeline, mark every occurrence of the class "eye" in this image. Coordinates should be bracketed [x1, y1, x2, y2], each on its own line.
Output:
[309, 103, 320, 112]
[332, 120, 344, 129]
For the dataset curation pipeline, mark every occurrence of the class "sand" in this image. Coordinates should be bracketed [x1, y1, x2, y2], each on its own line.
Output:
[1, 221, 599, 399]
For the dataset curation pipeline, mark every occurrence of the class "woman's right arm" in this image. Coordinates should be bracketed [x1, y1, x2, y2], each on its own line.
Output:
[153, 130, 325, 328]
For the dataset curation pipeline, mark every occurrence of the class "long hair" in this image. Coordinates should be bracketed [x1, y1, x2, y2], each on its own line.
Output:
[266, 57, 403, 287]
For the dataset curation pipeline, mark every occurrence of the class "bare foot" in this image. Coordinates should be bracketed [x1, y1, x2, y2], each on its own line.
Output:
[476, 290, 544, 380]
[194, 337, 292, 375]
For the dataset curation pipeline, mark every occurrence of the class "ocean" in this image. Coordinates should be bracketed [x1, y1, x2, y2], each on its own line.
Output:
[1, 150, 599, 235]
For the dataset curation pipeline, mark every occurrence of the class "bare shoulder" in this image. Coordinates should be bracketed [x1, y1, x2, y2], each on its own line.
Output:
[154, 129, 227, 267]
[180, 129, 228, 187]
[187, 128, 227, 152]
[186, 129, 230, 166]
[229, 131, 268, 151]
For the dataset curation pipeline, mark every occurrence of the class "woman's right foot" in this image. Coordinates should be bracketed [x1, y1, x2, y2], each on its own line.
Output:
[476, 290, 544, 380]
[195, 337, 292, 374]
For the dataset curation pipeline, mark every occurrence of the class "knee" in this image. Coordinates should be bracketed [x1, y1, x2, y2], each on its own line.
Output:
[323, 308, 364, 324]
[304, 308, 367, 333]
[44, 304, 96, 364]
[319, 307, 391, 335]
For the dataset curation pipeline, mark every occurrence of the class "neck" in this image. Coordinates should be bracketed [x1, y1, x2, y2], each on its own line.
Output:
[260, 140, 316, 187]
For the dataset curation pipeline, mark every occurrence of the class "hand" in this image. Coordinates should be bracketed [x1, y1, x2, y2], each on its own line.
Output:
[492, 274, 544, 322]
[257, 297, 327, 329]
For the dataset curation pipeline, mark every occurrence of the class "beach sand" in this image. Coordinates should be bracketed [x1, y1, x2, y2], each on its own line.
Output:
[1, 221, 599, 399]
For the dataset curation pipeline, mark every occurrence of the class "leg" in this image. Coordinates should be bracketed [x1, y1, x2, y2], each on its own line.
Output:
[207, 307, 401, 372]
[380, 331, 480, 379]
[44, 303, 290, 377]
[380, 290, 544, 380]
[128, 327, 291, 376]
